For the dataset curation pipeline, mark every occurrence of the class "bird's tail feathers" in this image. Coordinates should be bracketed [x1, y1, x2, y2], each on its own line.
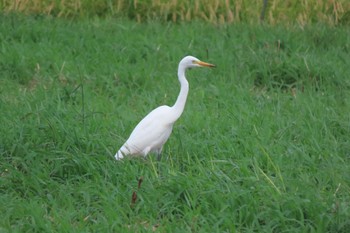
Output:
[115, 146, 128, 160]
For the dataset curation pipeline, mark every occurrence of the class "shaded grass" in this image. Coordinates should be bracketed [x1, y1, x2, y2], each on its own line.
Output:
[1, 14, 350, 232]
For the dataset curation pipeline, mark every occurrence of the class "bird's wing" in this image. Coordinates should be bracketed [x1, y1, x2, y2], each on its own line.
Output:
[124, 105, 174, 154]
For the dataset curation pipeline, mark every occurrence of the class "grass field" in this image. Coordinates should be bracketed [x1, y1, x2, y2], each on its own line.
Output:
[1, 14, 350, 232]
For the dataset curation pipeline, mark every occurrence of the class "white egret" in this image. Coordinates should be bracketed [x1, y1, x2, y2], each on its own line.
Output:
[115, 55, 215, 160]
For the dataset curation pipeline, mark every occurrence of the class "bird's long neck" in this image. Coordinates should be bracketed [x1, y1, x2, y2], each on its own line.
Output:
[171, 67, 189, 122]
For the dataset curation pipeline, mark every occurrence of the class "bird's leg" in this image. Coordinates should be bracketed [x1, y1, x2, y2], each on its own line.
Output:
[156, 147, 163, 161]
[157, 152, 162, 161]
[142, 146, 151, 158]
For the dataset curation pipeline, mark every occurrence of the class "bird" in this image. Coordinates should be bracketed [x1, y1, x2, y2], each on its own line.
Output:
[115, 55, 215, 160]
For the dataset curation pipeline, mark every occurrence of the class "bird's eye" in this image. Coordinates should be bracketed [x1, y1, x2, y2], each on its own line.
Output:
[191, 60, 196, 64]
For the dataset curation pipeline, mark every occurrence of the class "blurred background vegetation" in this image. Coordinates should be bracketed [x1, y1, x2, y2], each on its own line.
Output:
[1, 0, 349, 25]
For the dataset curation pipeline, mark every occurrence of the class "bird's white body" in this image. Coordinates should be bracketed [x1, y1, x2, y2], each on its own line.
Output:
[116, 106, 174, 158]
[115, 56, 214, 160]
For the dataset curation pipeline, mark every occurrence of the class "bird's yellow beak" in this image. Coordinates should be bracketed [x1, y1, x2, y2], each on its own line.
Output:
[194, 60, 216, 68]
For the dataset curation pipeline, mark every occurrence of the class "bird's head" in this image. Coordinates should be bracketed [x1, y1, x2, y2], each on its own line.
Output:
[179, 56, 215, 69]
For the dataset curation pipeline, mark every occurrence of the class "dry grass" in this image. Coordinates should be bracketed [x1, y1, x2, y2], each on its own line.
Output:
[1, 0, 349, 25]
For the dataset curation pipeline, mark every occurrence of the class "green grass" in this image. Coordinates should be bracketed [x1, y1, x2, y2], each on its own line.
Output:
[1, 14, 350, 232]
